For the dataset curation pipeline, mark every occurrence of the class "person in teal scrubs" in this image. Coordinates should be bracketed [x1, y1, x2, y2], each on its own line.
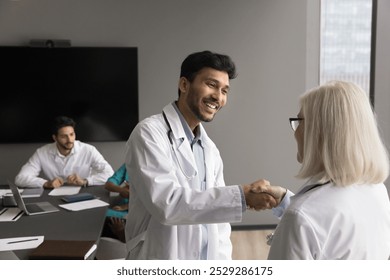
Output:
[102, 164, 129, 242]
[105, 163, 129, 218]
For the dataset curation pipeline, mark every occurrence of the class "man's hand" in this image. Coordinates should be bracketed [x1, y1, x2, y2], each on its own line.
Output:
[66, 174, 88, 186]
[43, 177, 64, 189]
[250, 184, 287, 205]
[242, 179, 287, 210]
[243, 179, 276, 210]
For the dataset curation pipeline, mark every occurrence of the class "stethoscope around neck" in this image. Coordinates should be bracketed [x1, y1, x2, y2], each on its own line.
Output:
[162, 111, 197, 180]
[296, 180, 331, 196]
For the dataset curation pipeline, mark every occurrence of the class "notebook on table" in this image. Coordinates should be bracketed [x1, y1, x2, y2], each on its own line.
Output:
[8, 180, 59, 216]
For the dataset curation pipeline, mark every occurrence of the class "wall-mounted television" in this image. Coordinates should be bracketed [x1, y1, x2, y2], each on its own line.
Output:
[0, 46, 138, 143]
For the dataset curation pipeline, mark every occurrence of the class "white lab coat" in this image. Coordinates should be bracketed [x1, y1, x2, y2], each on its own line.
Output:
[124, 103, 243, 260]
[268, 180, 390, 259]
[15, 141, 114, 187]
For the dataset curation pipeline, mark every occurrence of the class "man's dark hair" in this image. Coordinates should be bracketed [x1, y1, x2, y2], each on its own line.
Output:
[51, 116, 76, 136]
[178, 51, 237, 96]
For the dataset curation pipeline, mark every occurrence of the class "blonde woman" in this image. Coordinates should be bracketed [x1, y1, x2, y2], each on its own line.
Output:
[268, 81, 390, 259]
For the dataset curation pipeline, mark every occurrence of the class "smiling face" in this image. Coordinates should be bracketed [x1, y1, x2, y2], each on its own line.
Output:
[177, 67, 230, 130]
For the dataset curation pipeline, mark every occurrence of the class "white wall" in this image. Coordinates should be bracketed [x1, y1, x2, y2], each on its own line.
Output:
[375, 0, 390, 191]
[0, 0, 318, 226]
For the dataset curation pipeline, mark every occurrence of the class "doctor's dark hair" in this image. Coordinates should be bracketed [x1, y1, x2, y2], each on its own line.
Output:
[178, 51, 237, 96]
[51, 116, 76, 136]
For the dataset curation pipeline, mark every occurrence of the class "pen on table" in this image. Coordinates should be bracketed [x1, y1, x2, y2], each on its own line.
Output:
[7, 238, 39, 244]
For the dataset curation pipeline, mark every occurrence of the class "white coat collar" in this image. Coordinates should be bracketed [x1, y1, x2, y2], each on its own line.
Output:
[162, 103, 211, 147]
[296, 177, 332, 195]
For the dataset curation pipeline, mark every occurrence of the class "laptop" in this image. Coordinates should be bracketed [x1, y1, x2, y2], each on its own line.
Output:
[20, 187, 44, 198]
[8, 180, 59, 216]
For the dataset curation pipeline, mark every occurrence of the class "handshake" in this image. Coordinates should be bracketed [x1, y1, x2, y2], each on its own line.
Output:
[242, 179, 287, 211]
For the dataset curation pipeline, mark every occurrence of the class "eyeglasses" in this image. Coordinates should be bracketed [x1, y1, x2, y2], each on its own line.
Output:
[289, 117, 304, 131]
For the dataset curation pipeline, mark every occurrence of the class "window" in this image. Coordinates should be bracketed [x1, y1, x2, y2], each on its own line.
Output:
[320, 0, 373, 95]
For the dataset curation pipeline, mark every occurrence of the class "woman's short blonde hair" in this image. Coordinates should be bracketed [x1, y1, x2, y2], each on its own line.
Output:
[297, 80, 389, 186]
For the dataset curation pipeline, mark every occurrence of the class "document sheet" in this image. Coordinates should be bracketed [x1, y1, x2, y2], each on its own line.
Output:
[48, 186, 81, 196]
[59, 199, 108, 211]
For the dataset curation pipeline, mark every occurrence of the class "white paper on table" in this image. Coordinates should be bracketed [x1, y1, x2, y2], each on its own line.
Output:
[0, 189, 12, 197]
[0, 189, 22, 198]
[48, 186, 81, 196]
[0, 235, 44, 251]
[58, 199, 108, 211]
[0, 208, 24, 222]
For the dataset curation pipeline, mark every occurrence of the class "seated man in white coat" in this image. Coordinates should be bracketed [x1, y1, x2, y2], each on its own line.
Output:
[124, 50, 286, 260]
[15, 115, 114, 189]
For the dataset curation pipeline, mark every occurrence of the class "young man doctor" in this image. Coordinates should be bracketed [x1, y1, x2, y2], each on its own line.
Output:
[124, 51, 285, 260]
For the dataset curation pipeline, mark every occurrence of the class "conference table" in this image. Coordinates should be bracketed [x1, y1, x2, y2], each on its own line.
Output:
[0, 185, 110, 259]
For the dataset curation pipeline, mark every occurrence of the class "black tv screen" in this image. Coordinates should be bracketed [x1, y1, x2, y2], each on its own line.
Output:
[0, 46, 138, 143]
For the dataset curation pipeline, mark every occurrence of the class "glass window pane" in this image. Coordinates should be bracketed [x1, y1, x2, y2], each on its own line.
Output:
[320, 0, 372, 94]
